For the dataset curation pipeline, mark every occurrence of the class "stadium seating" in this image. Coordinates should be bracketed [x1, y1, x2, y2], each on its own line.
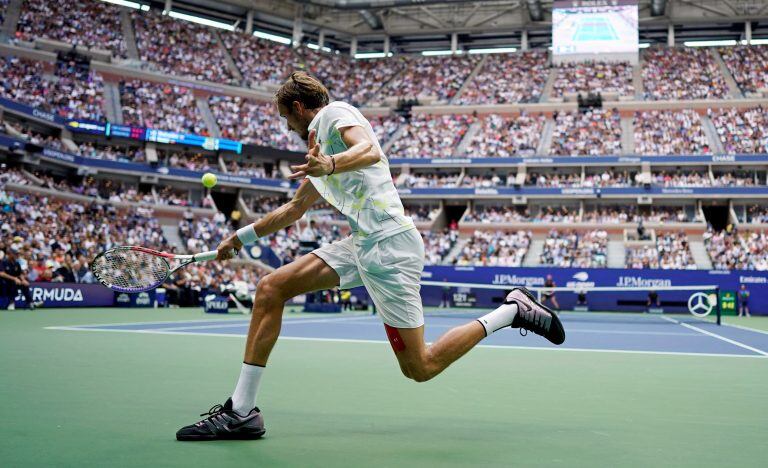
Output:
[389, 114, 475, 158]
[634, 110, 710, 155]
[457, 51, 548, 104]
[208, 95, 301, 150]
[708, 107, 768, 154]
[0, 56, 105, 122]
[454, 230, 531, 267]
[379, 55, 481, 102]
[704, 228, 768, 270]
[465, 113, 545, 157]
[719, 45, 768, 94]
[550, 108, 622, 156]
[540, 229, 608, 268]
[17, 0, 127, 58]
[120, 80, 206, 134]
[131, 9, 234, 83]
[552, 61, 634, 98]
[641, 46, 728, 100]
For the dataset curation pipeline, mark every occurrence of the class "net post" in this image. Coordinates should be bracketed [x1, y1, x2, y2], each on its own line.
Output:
[715, 286, 721, 326]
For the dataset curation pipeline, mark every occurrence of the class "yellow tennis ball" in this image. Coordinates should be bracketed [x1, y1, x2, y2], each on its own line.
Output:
[201, 172, 217, 188]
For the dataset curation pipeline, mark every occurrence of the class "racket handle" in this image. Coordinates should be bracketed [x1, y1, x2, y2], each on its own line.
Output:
[195, 249, 238, 262]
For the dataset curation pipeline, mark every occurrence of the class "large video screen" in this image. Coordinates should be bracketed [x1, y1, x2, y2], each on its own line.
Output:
[553, 1, 638, 56]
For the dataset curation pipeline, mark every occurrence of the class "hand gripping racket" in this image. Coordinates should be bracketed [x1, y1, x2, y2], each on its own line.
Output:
[91, 246, 237, 293]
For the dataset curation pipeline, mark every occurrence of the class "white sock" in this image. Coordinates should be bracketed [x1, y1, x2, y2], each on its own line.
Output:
[477, 302, 519, 336]
[231, 363, 264, 416]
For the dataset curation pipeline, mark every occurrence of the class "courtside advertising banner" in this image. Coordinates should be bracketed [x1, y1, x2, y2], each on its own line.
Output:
[421, 266, 768, 315]
[14, 282, 114, 307]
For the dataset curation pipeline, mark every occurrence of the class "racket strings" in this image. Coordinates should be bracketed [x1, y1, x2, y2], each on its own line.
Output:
[92, 249, 168, 292]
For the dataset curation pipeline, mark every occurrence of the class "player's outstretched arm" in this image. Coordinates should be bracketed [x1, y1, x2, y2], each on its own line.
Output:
[215, 181, 321, 260]
[288, 126, 381, 179]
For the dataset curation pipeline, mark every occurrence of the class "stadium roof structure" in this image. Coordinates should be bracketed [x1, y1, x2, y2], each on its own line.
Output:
[145, 0, 768, 54]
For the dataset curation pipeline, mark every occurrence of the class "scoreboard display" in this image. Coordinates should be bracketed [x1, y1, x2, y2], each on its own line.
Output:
[553, 0, 638, 56]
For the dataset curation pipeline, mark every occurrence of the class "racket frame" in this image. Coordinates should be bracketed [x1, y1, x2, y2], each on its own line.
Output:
[92, 246, 231, 293]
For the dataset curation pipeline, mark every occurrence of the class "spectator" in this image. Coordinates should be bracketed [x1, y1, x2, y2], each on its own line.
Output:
[389, 114, 475, 159]
[466, 113, 545, 157]
[634, 110, 710, 155]
[552, 61, 634, 98]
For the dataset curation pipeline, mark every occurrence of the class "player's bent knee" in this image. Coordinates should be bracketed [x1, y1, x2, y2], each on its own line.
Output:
[255, 274, 286, 304]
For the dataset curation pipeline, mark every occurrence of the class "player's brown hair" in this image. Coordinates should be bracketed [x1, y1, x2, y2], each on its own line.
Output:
[275, 71, 330, 111]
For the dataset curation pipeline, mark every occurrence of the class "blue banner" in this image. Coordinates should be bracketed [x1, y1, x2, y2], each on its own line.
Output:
[39, 146, 287, 189]
[398, 186, 768, 196]
[204, 295, 230, 314]
[419, 266, 768, 315]
[114, 290, 155, 308]
[0, 97, 66, 125]
[389, 154, 768, 167]
[13, 282, 114, 308]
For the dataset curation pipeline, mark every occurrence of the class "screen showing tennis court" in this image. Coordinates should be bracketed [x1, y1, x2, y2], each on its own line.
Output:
[553, 1, 638, 56]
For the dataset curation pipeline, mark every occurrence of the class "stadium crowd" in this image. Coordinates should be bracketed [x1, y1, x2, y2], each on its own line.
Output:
[709, 107, 768, 154]
[422, 228, 460, 265]
[634, 110, 710, 155]
[454, 230, 531, 267]
[539, 229, 608, 268]
[389, 114, 475, 158]
[465, 113, 545, 157]
[220, 29, 298, 86]
[120, 80, 206, 134]
[550, 109, 622, 156]
[208, 95, 301, 151]
[552, 61, 634, 97]
[0, 56, 105, 122]
[457, 51, 549, 104]
[16, 0, 127, 58]
[380, 55, 480, 102]
[704, 228, 768, 270]
[131, 10, 234, 83]
[719, 45, 768, 94]
[641, 47, 728, 100]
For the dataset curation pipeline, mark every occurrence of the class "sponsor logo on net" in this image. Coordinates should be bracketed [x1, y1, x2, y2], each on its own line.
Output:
[688, 292, 714, 317]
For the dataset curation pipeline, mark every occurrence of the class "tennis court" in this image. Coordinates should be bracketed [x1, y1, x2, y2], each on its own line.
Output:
[2, 307, 767, 467]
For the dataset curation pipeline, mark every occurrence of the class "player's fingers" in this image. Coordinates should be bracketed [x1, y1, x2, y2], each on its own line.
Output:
[291, 163, 310, 172]
[307, 129, 317, 148]
[287, 171, 307, 179]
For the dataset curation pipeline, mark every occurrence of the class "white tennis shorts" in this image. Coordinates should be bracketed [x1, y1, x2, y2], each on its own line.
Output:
[311, 228, 425, 328]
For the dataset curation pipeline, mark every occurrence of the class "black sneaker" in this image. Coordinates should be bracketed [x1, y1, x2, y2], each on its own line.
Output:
[176, 398, 265, 441]
[506, 288, 566, 345]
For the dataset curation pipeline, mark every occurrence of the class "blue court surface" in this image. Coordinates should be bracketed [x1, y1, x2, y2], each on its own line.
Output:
[48, 311, 768, 358]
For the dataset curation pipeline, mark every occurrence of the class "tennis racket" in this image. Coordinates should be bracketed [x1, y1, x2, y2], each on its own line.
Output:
[91, 246, 237, 293]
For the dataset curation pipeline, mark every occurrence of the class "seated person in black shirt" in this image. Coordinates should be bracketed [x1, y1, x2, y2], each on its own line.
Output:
[0, 247, 42, 310]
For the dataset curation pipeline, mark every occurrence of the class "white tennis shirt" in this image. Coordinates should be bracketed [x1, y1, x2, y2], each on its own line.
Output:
[306, 101, 414, 245]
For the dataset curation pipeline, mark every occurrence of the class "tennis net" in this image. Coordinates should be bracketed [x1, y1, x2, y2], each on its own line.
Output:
[420, 281, 722, 325]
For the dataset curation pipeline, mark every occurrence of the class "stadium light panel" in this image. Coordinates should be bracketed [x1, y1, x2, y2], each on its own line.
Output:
[167, 11, 235, 31]
[742, 39, 768, 45]
[421, 50, 462, 56]
[307, 43, 333, 53]
[253, 30, 292, 45]
[683, 40, 738, 47]
[639, 42, 651, 48]
[468, 47, 517, 54]
[354, 52, 393, 59]
[100, 0, 149, 11]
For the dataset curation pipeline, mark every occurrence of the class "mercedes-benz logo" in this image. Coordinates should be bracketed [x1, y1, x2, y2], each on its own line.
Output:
[688, 292, 714, 317]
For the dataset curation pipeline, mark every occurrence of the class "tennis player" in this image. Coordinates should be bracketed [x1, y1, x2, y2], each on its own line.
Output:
[176, 72, 566, 441]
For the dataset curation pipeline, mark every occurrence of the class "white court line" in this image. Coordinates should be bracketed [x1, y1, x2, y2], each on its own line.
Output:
[660, 316, 768, 356]
[721, 322, 768, 337]
[51, 314, 367, 331]
[142, 315, 371, 332]
[44, 325, 767, 359]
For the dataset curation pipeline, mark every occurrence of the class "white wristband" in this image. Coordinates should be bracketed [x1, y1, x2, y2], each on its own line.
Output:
[236, 225, 259, 245]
